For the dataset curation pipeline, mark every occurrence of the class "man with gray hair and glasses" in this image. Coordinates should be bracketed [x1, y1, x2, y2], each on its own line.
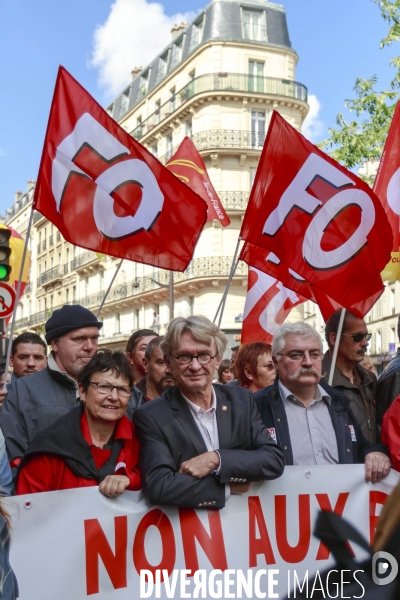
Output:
[133, 315, 285, 509]
[254, 322, 390, 483]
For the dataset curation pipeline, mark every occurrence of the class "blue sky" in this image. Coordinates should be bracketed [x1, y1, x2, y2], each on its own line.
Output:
[0, 0, 398, 214]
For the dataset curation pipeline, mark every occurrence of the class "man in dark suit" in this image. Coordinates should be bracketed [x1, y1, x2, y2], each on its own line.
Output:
[133, 315, 285, 509]
[254, 322, 390, 483]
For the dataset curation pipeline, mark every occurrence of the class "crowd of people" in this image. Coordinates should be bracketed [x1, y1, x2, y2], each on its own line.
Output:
[1, 304, 400, 596]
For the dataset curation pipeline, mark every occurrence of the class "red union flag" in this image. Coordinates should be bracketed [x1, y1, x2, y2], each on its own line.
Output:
[241, 267, 305, 344]
[240, 241, 383, 320]
[374, 102, 400, 280]
[240, 111, 392, 316]
[165, 137, 230, 226]
[33, 67, 207, 271]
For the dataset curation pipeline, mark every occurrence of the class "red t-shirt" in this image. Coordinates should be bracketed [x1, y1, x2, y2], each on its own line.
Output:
[16, 412, 141, 494]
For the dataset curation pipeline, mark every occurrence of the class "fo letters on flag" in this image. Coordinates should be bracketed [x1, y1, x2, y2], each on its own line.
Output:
[240, 111, 392, 311]
[33, 67, 207, 271]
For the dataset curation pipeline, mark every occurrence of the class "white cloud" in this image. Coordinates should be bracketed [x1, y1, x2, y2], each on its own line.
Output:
[301, 94, 324, 142]
[90, 0, 197, 97]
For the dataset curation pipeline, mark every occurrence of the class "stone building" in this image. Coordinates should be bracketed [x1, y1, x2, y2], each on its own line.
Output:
[7, 0, 309, 351]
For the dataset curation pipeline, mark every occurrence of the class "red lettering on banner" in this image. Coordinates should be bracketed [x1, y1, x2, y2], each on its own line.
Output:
[275, 494, 311, 563]
[84, 516, 127, 595]
[248, 496, 276, 566]
[369, 490, 388, 545]
[315, 493, 353, 560]
[133, 509, 176, 581]
[179, 509, 228, 574]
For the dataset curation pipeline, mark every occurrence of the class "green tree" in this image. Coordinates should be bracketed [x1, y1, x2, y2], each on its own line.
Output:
[320, 0, 400, 183]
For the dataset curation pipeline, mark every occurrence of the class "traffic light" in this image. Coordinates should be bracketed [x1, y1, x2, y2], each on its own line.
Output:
[0, 228, 11, 282]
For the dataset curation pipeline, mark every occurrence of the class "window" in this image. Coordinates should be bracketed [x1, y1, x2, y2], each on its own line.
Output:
[242, 9, 267, 41]
[390, 287, 396, 314]
[151, 144, 158, 157]
[137, 71, 150, 102]
[106, 103, 114, 117]
[169, 87, 176, 113]
[155, 53, 168, 84]
[169, 37, 184, 71]
[250, 167, 257, 188]
[66, 289, 69, 304]
[248, 60, 265, 92]
[376, 330, 382, 354]
[73, 286, 76, 302]
[115, 314, 121, 334]
[186, 119, 192, 138]
[377, 298, 382, 319]
[155, 99, 161, 124]
[135, 116, 143, 139]
[166, 134, 173, 160]
[189, 17, 204, 52]
[251, 110, 266, 147]
[119, 88, 130, 116]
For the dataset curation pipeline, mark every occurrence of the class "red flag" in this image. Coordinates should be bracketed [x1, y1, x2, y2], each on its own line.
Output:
[240, 111, 392, 317]
[241, 267, 305, 344]
[33, 67, 208, 272]
[374, 101, 400, 280]
[165, 137, 230, 226]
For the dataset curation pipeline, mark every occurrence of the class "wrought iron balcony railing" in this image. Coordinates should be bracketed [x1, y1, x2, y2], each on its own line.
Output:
[131, 72, 308, 139]
[17, 257, 247, 329]
[219, 191, 249, 211]
[37, 265, 67, 287]
[158, 130, 266, 164]
[70, 251, 99, 271]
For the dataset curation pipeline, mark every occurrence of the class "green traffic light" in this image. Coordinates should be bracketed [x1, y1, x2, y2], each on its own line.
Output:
[0, 266, 8, 280]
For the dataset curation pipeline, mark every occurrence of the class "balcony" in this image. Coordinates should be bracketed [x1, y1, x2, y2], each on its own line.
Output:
[37, 265, 67, 287]
[158, 130, 267, 164]
[18, 256, 247, 330]
[219, 191, 249, 211]
[131, 72, 308, 140]
[70, 251, 99, 272]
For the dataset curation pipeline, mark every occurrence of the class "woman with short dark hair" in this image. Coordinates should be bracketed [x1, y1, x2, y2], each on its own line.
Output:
[236, 342, 275, 393]
[16, 350, 141, 497]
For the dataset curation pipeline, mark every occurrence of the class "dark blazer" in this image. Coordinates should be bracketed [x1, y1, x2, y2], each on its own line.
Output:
[254, 379, 390, 465]
[132, 384, 285, 509]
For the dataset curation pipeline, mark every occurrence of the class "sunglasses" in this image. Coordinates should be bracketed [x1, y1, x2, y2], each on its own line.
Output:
[341, 333, 372, 343]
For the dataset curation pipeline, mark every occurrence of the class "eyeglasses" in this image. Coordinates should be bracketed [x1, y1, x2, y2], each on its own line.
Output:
[89, 382, 132, 397]
[341, 333, 372, 343]
[264, 363, 275, 371]
[171, 353, 217, 365]
[278, 351, 323, 362]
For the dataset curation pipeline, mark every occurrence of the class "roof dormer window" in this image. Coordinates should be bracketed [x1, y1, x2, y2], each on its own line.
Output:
[189, 16, 204, 52]
[169, 36, 184, 72]
[242, 9, 267, 42]
[137, 70, 150, 102]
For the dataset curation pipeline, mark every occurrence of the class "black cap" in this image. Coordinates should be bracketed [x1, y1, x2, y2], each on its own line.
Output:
[45, 305, 103, 343]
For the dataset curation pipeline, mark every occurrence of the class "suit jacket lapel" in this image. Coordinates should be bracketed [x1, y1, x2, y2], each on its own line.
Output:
[215, 386, 231, 449]
[169, 388, 208, 455]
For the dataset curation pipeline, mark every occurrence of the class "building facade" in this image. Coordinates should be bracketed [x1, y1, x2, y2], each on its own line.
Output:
[7, 0, 309, 351]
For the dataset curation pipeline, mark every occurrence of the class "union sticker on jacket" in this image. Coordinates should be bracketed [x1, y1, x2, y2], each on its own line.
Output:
[349, 425, 357, 442]
[268, 428, 277, 443]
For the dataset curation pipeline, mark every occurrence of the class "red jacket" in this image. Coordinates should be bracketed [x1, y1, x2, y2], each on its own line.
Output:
[16, 412, 141, 494]
[382, 393, 400, 472]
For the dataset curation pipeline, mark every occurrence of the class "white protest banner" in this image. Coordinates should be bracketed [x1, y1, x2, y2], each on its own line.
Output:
[7, 465, 400, 600]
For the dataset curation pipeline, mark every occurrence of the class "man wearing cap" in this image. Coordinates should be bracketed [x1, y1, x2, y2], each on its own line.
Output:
[0, 305, 103, 473]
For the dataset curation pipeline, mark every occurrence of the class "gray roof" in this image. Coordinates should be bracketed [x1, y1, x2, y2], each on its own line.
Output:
[108, 0, 292, 120]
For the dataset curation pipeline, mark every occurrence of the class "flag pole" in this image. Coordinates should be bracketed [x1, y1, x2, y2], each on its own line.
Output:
[328, 307, 346, 386]
[96, 258, 123, 318]
[3, 207, 35, 390]
[169, 271, 174, 322]
[213, 238, 241, 325]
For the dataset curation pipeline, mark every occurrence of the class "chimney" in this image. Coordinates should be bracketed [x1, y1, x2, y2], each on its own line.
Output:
[27, 179, 35, 192]
[14, 190, 22, 204]
[171, 22, 188, 40]
[131, 67, 142, 80]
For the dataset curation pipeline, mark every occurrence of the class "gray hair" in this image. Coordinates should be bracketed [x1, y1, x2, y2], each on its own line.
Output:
[272, 322, 323, 360]
[161, 315, 228, 360]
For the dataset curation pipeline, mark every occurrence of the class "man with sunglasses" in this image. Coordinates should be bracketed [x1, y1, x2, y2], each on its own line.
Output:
[133, 315, 285, 508]
[254, 322, 390, 481]
[322, 309, 377, 443]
